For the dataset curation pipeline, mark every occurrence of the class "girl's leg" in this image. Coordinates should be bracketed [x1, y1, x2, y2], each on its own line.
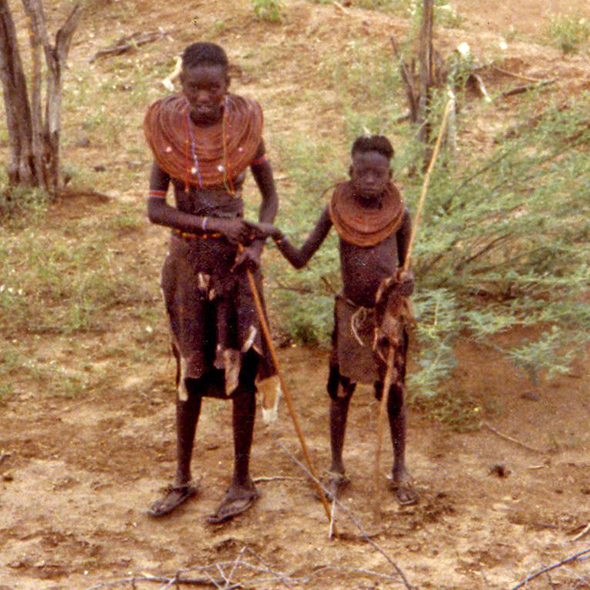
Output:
[387, 382, 417, 505]
[328, 366, 355, 476]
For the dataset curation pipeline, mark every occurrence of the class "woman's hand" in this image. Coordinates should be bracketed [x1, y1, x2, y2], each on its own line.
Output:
[233, 242, 263, 273]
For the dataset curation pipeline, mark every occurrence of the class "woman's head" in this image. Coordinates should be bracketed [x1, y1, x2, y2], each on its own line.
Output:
[181, 42, 230, 125]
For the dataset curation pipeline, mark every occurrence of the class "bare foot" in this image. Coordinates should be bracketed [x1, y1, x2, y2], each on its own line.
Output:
[315, 471, 350, 502]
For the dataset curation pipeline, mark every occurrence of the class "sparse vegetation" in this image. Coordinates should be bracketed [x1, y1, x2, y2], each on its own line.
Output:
[548, 11, 590, 54]
[252, 0, 285, 22]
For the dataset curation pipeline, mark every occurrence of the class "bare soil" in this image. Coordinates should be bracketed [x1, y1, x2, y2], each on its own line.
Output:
[2, 1, 590, 589]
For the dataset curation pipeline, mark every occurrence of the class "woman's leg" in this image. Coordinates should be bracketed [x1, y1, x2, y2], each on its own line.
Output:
[207, 352, 259, 523]
[175, 381, 202, 486]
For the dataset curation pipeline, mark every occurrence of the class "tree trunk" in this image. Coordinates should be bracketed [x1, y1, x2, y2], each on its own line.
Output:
[418, 0, 435, 151]
[22, 0, 82, 195]
[0, 0, 81, 196]
[0, 0, 37, 186]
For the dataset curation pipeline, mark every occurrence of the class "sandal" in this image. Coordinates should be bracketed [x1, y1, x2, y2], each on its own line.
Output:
[207, 487, 259, 524]
[147, 482, 198, 518]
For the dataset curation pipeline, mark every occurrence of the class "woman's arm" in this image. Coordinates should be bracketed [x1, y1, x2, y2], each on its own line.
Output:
[250, 139, 279, 224]
[273, 206, 333, 269]
[146, 161, 255, 244]
[234, 139, 279, 270]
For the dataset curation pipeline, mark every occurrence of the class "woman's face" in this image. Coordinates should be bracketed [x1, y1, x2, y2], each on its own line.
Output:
[181, 63, 229, 125]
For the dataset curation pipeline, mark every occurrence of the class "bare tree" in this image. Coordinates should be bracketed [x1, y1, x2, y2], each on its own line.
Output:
[393, 0, 446, 167]
[0, 0, 81, 195]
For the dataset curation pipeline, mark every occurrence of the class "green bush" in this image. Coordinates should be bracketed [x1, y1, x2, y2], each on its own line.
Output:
[270, 89, 590, 396]
[548, 12, 590, 55]
[252, 0, 285, 22]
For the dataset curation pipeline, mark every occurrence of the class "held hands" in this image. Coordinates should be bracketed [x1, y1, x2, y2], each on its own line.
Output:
[242, 220, 282, 241]
[203, 218, 282, 272]
[206, 218, 260, 245]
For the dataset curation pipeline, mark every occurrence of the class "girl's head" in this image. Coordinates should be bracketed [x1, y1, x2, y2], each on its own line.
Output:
[180, 42, 230, 125]
[349, 135, 394, 199]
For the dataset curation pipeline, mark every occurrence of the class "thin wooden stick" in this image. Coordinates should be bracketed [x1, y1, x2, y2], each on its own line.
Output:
[572, 523, 590, 542]
[509, 547, 590, 590]
[333, 0, 351, 15]
[403, 98, 454, 273]
[490, 65, 549, 83]
[482, 421, 546, 454]
[372, 346, 395, 522]
[244, 268, 338, 537]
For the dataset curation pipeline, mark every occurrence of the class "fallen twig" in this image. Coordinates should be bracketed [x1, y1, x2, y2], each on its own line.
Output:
[253, 475, 304, 483]
[89, 29, 171, 63]
[509, 547, 590, 590]
[572, 522, 590, 542]
[57, 188, 112, 201]
[502, 79, 557, 98]
[333, 0, 351, 15]
[277, 441, 413, 590]
[489, 65, 549, 83]
[482, 421, 546, 454]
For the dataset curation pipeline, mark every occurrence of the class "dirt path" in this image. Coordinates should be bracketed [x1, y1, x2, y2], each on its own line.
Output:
[2, 340, 590, 589]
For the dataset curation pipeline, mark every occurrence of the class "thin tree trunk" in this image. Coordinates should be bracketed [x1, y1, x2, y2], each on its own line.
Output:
[418, 0, 435, 154]
[25, 5, 45, 187]
[0, 0, 36, 186]
[22, 0, 82, 195]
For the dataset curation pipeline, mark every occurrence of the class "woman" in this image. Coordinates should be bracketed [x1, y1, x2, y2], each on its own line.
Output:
[144, 42, 279, 523]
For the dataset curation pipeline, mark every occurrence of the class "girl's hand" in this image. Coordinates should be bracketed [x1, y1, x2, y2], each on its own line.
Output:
[398, 269, 415, 297]
[243, 220, 282, 241]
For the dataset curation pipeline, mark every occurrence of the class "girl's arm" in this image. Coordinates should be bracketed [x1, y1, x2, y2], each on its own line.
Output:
[146, 161, 254, 244]
[397, 207, 412, 268]
[273, 206, 333, 269]
[396, 207, 414, 296]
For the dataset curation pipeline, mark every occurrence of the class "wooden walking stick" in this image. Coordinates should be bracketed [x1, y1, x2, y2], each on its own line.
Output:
[243, 265, 338, 537]
[372, 99, 454, 522]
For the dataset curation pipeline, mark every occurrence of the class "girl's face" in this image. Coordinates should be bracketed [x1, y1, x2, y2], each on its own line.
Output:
[181, 63, 229, 125]
[350, 150, 392, 199]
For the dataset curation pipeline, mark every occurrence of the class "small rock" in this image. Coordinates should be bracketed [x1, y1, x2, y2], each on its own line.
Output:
[75, 136, 91, 148]
[521, 390, 541, 402]
[93, 164, 107, 172]
[490, 464, 509, 478]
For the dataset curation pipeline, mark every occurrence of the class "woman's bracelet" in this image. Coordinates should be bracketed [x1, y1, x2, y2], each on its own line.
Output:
[201, 216, 208, 231]
[272, 233, 286, 245]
